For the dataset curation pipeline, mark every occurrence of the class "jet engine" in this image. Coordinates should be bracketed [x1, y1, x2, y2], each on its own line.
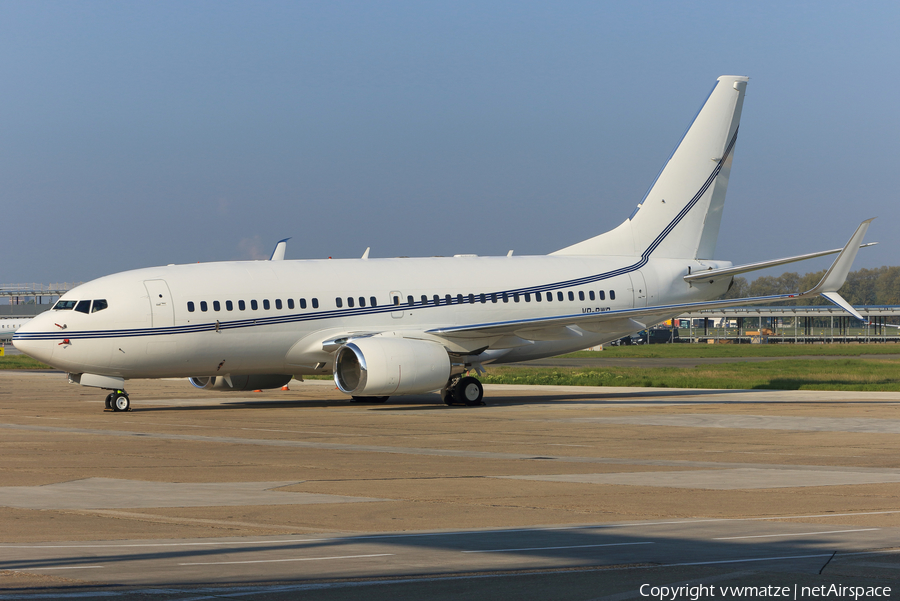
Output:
[189, 374, 293, 391]
[334, 337, 450, 397]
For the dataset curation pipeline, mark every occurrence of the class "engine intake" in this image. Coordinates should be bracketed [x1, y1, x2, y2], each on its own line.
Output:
[189, 374, 292, 391]
[334, 337, 450, 396]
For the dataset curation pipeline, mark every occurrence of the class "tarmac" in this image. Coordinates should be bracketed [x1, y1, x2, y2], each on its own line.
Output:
[1, 371, 899, 599]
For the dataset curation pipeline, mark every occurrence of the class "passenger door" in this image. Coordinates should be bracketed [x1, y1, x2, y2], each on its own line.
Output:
[628, 272, 647, 307]
[144, 280, 175, 327]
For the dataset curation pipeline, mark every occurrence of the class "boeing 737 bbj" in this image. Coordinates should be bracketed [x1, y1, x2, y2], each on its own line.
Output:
[14, 76, 875, 411]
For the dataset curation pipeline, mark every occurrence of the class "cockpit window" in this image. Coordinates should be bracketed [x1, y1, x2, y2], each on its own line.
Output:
[91, 299, 108, 313]
[54, 300, 77, 310]
[74, 300, 91, 314]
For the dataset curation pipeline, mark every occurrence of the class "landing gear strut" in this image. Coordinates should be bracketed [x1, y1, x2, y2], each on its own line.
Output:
[106, 390, 131, 412]
[442, 375, 484, 406]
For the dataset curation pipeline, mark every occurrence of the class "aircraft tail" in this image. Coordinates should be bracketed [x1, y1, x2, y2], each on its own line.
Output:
[553, 75, 748, 259]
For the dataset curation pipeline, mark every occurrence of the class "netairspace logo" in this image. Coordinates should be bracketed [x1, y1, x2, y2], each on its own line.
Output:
[639, 583, 892, 600]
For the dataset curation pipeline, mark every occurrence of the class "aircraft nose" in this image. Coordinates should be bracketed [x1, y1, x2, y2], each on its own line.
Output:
[12, 321, 56, 365]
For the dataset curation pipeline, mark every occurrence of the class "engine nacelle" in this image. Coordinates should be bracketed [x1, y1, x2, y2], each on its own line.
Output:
[334, 337, 450, 396]
[189, 374, 292, 391]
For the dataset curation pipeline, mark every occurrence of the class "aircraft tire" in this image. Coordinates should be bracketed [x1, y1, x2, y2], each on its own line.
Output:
[441, 386, 455, 406]
[104, 393, 113, 410]
[454, 376, 484, 406]
[112, 391, 130, 412]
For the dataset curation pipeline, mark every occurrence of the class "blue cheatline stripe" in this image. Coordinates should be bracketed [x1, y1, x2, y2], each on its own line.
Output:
[15, 130, 738, 343]
[427, 292, 800, 335]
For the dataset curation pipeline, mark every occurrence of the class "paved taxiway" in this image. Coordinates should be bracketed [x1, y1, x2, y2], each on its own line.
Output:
[1, 372, 899, 599]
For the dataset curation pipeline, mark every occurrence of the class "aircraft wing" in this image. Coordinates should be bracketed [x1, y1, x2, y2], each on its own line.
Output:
[428, 219, 874, 341]
[684, 243, 876, 285]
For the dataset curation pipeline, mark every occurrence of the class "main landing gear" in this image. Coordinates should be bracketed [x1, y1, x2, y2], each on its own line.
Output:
[104, 390, 131, 412]
[442, 375, 484, 407]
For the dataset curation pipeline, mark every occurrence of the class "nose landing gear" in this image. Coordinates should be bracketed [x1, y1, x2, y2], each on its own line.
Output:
[104, 390, 131, 412]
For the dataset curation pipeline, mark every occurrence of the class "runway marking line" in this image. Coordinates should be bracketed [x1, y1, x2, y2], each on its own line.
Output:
[8, 565, 104, 570]
[178, 553, 394, 566]
[713, 528, 880, 540]
[463, 541, 653, 553]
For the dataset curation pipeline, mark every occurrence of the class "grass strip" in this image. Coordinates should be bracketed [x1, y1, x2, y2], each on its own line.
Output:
[561, 343, 900, 359]
[0, 354, 52, 370]
[478, 358, 900, 391]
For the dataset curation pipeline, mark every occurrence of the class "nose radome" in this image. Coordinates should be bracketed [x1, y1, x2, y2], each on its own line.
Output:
[12, 318, 56, 364]
[12, 337, 54, 365]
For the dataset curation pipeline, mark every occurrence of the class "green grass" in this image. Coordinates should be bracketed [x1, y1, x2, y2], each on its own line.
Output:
[560, 342, 900, 359]
[0, 354, 52, 370]
[478, 358, 900, 391]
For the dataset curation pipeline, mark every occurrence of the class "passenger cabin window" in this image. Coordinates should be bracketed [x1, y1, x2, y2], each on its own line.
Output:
[287, 299, 294, 309]
[200, 301, 208, 312]
[226, 301, 234, 311]
[610, 290, 616, 300]
[456, 294, 463, 304]
[525, 293, 531, 302]
[336, 298, 343, 308]
[275, 299, 282, 310]
[433, 295, 440, 305]
[393, 296, 400, 306]
[213, 301, 221, 311]
[468, 294, 475, 304]
[407, 295, 414, 306]
[370, 296, 377, 307]
[239, 300, 246, 310]
[300, 298, 307, 309]
[578, 291, 585, 301]
[546, 292, 552, 302]
[568, 291, 575, 301]
[91, 299, 108, 313]
[557, 292, 564, 302]
[421, 295, 428, 305]
[187, 302, 195, 312]
[251, 300, 258, 310]
[479, 293, 486, 304]
[312, 298, 319, 309]
[599, 291, 606, 300]
[513, 293, 519, 303]
[263, 299, 270, 310]
[589, 291, 595, 301]
[359, 297, 366, 307]
[54, 300, 77, 310]
[347, 297, 354, 308]
[534, 293, 541, 302]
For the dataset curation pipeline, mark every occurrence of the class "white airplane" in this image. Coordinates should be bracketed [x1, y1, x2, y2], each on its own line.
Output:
[0, 317, 34, 341]
[14, 76, 875, 412]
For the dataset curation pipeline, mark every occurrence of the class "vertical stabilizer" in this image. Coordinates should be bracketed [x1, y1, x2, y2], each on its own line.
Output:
[553, 75, 748, 259]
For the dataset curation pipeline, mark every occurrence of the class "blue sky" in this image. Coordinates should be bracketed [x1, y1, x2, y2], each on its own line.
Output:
[2, 1, 898, 284]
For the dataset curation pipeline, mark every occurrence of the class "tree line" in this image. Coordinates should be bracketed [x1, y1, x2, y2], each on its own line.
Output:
[721, 266, 900, 306]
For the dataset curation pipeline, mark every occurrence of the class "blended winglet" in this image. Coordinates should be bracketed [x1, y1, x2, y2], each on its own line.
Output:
[801, 218, 875, 320]
[808, 219, 874, 294]
[269, 238, 291, 261]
